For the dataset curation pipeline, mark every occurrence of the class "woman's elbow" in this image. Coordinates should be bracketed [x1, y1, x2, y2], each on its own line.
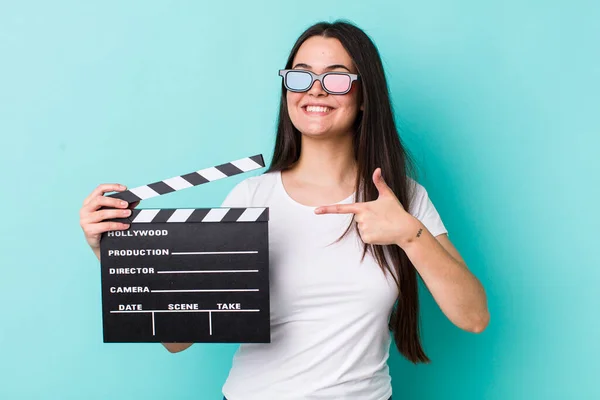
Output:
[162, 342, 193, 353]
[465, 310, 490, 334]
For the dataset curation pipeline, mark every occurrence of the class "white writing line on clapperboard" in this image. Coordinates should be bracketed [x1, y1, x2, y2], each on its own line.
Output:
[108, 268, 258, 274]
[171, 251, 258, 255]
[111, 309, 259, 313]
[107, 249, 258, 256]
[109, 287, 259, 293]
[157, 270, 258, 274]
[151, 289, 258, 293]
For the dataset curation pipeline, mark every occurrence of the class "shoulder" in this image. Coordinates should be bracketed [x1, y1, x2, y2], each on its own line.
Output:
[234, 171, 279, 198]
[220, 171, 279, 207]
[405, 176, 448, 237]
[406, 177, 428, 213]
[243, 171, 278, 191]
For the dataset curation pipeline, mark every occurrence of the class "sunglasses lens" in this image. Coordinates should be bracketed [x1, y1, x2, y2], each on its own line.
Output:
[323, 74, 351, 93]
[285, 71, 312, 91]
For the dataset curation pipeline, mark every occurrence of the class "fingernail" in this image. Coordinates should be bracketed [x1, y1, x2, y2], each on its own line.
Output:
[120, 185, 126, 190]
[120, 201, 127, 207]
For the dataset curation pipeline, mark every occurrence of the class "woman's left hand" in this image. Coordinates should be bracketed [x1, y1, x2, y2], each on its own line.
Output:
[314, 168, 422, 247]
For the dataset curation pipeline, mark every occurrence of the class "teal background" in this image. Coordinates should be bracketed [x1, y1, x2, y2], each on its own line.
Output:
[1, 1, 598, 399]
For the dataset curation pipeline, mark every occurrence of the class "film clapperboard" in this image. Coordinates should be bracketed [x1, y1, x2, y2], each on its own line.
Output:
[99, 155, 270, 343]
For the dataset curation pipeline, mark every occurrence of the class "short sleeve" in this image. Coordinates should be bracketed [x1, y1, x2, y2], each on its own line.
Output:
[407, 179, 448, 237]
[220, 179, 250, 208]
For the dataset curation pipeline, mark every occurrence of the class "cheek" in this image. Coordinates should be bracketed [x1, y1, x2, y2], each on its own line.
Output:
[345, 85, 361, 109]
[337, 91, 361, 118]
[286, 92, 303, 109]
[286, 92, 307, 127]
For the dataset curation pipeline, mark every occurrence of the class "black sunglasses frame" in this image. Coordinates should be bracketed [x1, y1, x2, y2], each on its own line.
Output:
[278, 69, 360, 95]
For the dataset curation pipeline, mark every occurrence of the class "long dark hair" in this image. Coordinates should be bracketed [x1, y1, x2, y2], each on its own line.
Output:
[266, 20, 429, 363]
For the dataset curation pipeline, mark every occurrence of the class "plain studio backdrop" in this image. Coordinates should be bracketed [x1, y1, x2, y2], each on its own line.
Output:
[0, 1, 598, 399]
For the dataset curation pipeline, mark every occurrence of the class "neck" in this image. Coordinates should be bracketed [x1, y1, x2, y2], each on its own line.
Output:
[288, 133, 357, 187]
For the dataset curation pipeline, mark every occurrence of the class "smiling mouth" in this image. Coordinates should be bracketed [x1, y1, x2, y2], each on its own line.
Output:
[303, 105, 333, 115]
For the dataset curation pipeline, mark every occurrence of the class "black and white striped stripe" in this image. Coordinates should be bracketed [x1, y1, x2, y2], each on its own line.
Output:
[115, 208, 268, 223]
[108, 154, 264, 203]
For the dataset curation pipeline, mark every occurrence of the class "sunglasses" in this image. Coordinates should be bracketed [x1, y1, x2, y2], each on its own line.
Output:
[279, 69, 360, 95]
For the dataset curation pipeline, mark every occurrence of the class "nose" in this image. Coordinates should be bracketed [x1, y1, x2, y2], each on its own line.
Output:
[307, 78, 327, 96]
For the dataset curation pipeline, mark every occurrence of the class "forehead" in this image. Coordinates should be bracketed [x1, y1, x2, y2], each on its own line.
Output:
[292, 36, 356, 72]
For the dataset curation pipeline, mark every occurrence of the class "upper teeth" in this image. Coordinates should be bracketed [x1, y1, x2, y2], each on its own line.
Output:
[306, 106, 330, 113]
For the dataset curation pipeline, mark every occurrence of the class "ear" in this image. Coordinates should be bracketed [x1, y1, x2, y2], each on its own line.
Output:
[360, 103, 364, 111]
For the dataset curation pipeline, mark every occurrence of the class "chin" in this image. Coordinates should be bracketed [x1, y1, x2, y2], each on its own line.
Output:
[296, 123, 329, 136]
[300, 127, 349, 139]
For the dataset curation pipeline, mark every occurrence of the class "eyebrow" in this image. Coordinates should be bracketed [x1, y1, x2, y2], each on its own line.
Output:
[292, 63, 352, 72]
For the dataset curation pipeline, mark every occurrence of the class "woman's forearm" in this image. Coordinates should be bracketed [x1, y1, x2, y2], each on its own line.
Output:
[398, 222, 490, 333]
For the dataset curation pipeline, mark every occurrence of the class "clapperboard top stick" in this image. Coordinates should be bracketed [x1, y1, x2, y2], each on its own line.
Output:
[107, 154, 265, 204]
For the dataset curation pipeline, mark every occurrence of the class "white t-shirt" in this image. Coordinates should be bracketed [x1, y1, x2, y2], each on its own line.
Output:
[220, 171, 447, 400]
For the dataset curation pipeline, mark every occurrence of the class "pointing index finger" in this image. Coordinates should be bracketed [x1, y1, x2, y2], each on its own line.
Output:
[314, 203, 362, 215]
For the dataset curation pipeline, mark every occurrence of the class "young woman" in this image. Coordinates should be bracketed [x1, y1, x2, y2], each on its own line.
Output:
[79, 20, 489, 400]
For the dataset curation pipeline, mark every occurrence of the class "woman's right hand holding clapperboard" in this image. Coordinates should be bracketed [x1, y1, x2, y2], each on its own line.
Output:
[79, 183, 140, 261]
